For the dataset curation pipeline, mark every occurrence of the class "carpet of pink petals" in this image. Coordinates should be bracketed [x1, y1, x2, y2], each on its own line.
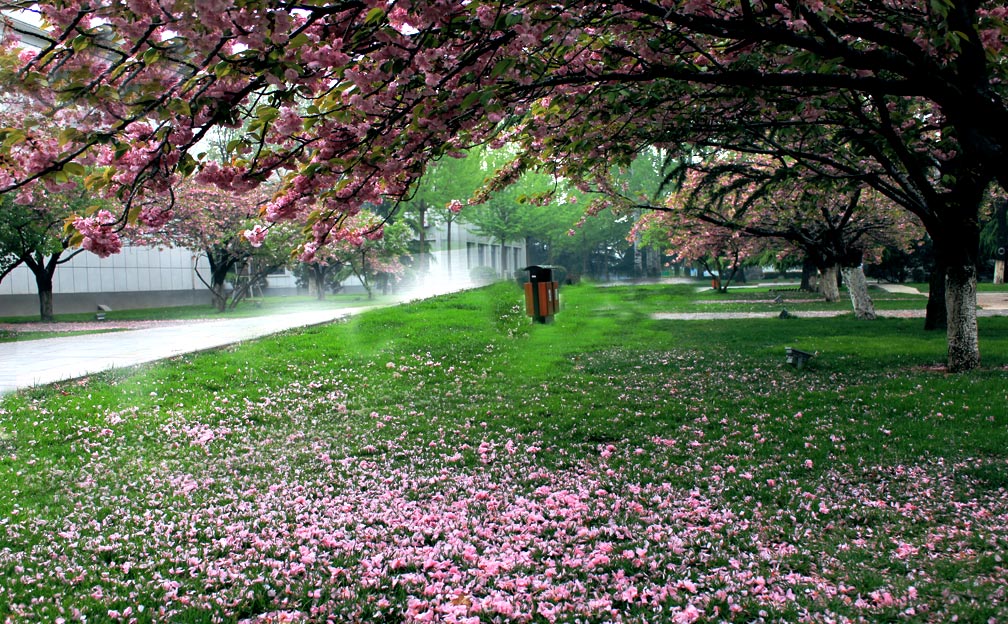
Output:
[2, 351, 1006, 623]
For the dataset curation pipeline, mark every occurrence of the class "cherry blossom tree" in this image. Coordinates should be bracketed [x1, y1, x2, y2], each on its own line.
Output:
[134, 181, 292, 311]
[328, 211, 410, 299]
[638, 156, 925, 319]
[293, 207, 411, 299]
[294, 245, 353, 300]
[0, 184, 116, 321]
[2, 1, 1006, 370]
[633, 207, 769, 293]
[0, 43, 124, 320]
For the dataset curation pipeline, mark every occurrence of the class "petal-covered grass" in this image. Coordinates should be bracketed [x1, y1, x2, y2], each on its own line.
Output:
[1, 282, 1006, 623]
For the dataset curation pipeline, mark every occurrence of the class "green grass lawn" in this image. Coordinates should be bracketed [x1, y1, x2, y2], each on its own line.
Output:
[0, 294, 394, 325]
[1, 282, 1006, 623]
[905, 281, 1008, 294]
[607, 282, 927, 315]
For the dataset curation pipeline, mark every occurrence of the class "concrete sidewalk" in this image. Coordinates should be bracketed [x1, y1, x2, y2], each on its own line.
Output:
[0, 308, 358, 394]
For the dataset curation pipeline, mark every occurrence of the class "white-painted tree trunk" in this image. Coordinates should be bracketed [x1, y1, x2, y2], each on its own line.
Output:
[841, 265, 876, 320]
[946, 266, 980, 372]
[819, 265, 840, 302]
[994, 260, 1005, 285]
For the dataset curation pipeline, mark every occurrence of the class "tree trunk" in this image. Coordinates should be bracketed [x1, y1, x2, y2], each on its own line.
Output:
[201, 248, 235, 313]
[945, 263, 980, 372]
[312, 265, 326, 300]
[633, 238, 642, 278]
[500, 241, 507, 278]
[993, 199, 1007, 285]
[924, 259, 947, 331]
[357, 252, 373, 299]
[840, 265, 876, 320]
[446, 220, 453, 278]
[800, 258, 817, 292]
[417, 204, 428, 276]
[819, 264, 840, 301]
[647, 245, 661, 277]
[37, 283, 54, 322]
[22, 252, 58, 322]
[210, 280, 228, 312]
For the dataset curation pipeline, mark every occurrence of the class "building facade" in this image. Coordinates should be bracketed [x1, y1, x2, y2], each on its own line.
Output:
[0, 246, 300, 317]
[412, 220, 527, 291]
[0, 221, 526, 317]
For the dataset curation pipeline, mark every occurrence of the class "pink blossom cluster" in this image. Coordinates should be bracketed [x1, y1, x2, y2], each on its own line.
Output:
[136, 205, 175, 229]
[73, 210, 123, 258]
[244, 225, 269, 248]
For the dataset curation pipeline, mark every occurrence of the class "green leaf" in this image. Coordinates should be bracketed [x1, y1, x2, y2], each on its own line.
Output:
[84, 167, 113, 191]
[460, 90, 483, 110]
[126, 204, 142, 225]
[62, 162, 87, 177]
[71, 35, 90, 53]
[256, 106, 280, 122]
[177, 153, 198, 177]
[364, 7, 385, 24]
[489, 58, 514, 79]
[1, 129, 26, 148]
[289, 33, 311, 48]
[168, 99, 192, 117]
[929, 0, 952, 17]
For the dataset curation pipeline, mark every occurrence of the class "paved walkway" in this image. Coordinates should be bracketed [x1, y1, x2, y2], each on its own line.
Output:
[0, 308, 359, 395]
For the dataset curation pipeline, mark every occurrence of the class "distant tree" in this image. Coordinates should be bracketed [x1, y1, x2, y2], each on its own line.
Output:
[346, 215, 411, 299]
[463, 152, 539, 278]
[293, 250, 352, 300]
[640, 157, 925, 319]
[546, 200, 633, 281]
[633, 207, 769, 293]
[136, 182, 290, 312]
[298, 210, 411, 300]
[0, 184, 119, 321]
[421, 155, 484, 278]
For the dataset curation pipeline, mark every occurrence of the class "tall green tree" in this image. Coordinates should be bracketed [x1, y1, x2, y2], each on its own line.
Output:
[0, 185, 114, 321]
[400, 154, 483, 278]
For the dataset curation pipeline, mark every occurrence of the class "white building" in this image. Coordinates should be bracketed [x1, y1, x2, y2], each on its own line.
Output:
[400, 220, 527, 297]
[0, 222, 526, 317]
[0, 246, 300, 317]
